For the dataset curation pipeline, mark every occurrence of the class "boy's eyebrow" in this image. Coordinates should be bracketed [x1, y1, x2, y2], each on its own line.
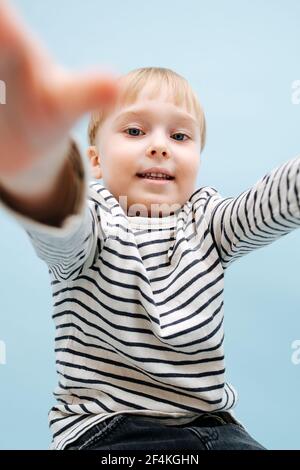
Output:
[113, 108, 198, 129]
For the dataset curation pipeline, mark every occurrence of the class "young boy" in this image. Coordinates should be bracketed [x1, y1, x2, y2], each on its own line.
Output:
[1, 2, 299, 450]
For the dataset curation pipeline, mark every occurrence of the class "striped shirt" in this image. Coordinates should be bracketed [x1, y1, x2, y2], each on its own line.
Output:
[1, 142, 300, 450]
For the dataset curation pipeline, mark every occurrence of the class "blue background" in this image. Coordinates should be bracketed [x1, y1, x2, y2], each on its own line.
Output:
[0, 0, 299, 449]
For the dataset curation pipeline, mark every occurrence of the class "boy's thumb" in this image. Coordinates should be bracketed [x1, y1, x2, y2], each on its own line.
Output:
[59, 69, 120, 119]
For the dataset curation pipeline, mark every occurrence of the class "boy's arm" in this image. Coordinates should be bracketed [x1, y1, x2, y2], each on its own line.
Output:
[201, 157, 300, 269]
[0, 1, 117, 280]
[0, 139, 100, 281]
[0, 139, 82, 227]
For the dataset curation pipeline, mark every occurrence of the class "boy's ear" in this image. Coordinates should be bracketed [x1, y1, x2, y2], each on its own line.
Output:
[87, 145, 103, 179]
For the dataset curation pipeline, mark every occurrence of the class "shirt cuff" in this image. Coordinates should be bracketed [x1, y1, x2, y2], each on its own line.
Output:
[0, 136, 91, 239]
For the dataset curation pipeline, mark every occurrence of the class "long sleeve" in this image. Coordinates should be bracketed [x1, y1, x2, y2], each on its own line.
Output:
[201, 156, 300, 269]
[0, 139, 99, 281]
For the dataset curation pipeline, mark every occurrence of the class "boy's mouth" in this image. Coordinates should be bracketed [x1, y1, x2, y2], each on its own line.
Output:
[136, 173, 175, 181]
[136, 173, 175, 185]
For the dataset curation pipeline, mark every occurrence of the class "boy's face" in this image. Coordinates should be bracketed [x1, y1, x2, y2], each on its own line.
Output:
[88, 86, 201, 217]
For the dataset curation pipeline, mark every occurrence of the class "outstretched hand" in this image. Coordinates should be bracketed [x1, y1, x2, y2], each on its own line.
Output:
[0, 0, 119, 177]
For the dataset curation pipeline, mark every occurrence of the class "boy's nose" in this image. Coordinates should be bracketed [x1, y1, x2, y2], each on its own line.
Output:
[146, 145, 170, 158]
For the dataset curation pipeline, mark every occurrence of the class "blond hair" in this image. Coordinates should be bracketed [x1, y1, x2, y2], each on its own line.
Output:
[88, 67, 206, 152]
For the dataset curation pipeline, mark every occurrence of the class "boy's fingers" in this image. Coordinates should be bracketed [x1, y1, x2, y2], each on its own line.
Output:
[0, 0, 54, 66]
[0, 0, 24, 46]
[58, 70, 121, 120]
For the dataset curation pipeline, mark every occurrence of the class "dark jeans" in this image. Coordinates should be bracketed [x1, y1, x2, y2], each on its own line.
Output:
[65, 412, 266, 450]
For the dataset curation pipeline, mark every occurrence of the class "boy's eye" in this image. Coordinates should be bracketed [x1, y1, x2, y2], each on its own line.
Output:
[172, 132, 189, 141]
[124, 128, 189, 141]
[125, 128, 144, 137]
